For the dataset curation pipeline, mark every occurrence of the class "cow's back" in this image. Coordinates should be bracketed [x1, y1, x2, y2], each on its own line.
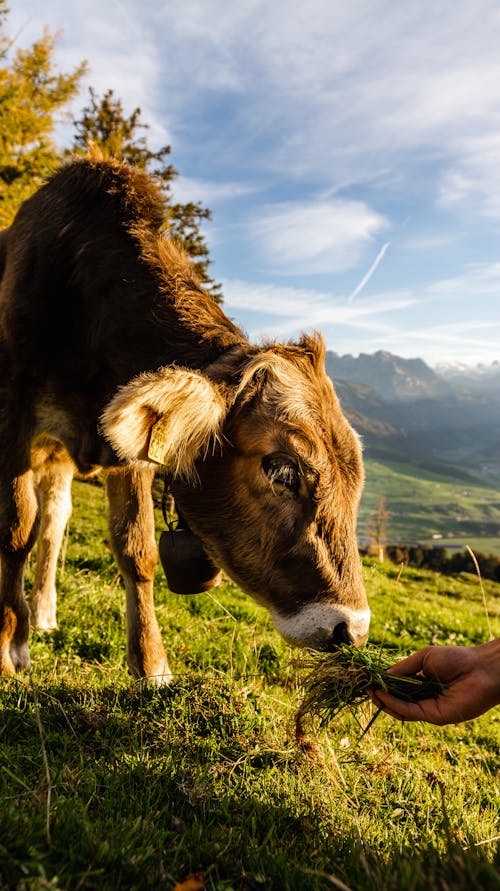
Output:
[0, 158, 169, 385]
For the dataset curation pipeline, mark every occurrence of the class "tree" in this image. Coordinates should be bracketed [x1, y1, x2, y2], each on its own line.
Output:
[366, 496, 390, 562]
[71, 88, 222, 302]
[0, 11, 86, 227]
[1, 2, 6, 43]
[0, 7, 220, 302]
[0, 1, 9, 58]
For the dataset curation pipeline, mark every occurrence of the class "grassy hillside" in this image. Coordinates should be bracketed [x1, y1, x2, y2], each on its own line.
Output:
[1, 479, 500, 890]
[360, 459, 500, 555]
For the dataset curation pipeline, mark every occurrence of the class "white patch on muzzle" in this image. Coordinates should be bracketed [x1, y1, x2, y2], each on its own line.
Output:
[271, 602, 371, 650]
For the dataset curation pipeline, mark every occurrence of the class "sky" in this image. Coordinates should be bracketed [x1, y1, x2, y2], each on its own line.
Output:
[7, 0, 500, 367]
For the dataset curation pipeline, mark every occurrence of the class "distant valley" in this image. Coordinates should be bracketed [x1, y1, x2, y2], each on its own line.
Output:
[325, 350, 500, 554]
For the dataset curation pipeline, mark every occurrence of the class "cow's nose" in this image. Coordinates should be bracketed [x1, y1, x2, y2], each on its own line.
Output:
[329, 621, 351, 648]
[328, 621, 367, 650]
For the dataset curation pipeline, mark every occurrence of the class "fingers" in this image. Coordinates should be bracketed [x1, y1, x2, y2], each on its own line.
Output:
[371, 688, 429, 722]
[374, 687, 471, 725]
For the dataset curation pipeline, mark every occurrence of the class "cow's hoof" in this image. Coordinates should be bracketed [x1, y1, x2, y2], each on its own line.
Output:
[31, 615, 58, 632]
[145, 663, 174, 687]
[132, 661, 174, 687]
[12, 640, 31, 671]
[149, 670, 174, 687]
[30, 596, 57, 632]
[0, 641, 31, 675]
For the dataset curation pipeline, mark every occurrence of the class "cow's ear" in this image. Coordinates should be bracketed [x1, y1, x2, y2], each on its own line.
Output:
[100, 367, 228, 481]
[297, 330, 326, 369]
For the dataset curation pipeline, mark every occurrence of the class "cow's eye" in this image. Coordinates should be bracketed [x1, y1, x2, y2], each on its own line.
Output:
[262, 454, 300, 494]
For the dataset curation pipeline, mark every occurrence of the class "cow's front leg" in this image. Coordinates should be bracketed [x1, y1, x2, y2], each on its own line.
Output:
[0, 470, 39, 674]
[105, 465, 172, 685]
[30, 447, 74, 631]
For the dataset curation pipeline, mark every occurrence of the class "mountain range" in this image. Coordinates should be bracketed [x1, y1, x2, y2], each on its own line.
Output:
[326, 350, 500, 484]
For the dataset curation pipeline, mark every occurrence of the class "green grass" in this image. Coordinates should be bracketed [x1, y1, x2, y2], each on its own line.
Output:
[1, 478, 500, 890]
[295, 644, 446, 741]
[359, 459, 500, 554]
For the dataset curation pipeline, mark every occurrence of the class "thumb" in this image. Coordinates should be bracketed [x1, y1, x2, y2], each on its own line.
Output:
[387, 647, 433, 678]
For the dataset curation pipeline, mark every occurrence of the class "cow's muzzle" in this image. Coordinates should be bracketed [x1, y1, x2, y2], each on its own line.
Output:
[270, 602, 370, 650]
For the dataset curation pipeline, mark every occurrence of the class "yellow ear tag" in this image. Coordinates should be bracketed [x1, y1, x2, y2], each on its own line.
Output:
[147, 415, 171, 465]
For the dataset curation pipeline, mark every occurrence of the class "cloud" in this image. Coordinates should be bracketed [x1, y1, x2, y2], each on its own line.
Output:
[424, 262, 500, 299]
[248, 200, 389, 274]
[172, 175, 257, 206]
[438, 133, 500, 220]
[11, 0, 500, 223]
[223, 278, 416, 328]
[131, 1, 500, 226]
[7, 0, 500, 367]
[222, 265, 500, 365]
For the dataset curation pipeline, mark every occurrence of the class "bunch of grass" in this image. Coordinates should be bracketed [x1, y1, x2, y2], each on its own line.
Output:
[296, 644, 445, 743]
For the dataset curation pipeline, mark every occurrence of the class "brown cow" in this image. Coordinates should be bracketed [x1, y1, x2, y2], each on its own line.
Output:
[0, 154, 370, 683]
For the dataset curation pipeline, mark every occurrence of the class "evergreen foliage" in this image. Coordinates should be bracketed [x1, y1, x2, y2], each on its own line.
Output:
[0, 12, 86, 226]
[71, 88, 222, 301]
[0, 8, 221, 301]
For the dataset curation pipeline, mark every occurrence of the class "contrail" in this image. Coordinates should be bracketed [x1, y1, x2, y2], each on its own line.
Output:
[347, 241, 391, 303]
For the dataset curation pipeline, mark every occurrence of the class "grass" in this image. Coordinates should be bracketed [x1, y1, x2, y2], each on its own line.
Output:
[0, 478, 499, 890]
[295, 644, 445, 742]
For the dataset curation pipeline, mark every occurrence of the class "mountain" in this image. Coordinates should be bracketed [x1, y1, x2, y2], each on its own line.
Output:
[326, 350, 454, 401]
[326, 350, 500, 484]
[435, 360, 500, 397]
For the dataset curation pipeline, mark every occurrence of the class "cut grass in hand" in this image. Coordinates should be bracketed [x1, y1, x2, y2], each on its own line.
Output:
[295, 644, 446, 746]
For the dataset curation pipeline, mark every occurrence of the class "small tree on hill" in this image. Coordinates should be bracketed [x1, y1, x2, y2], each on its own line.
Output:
[367, 496, 390, 562]
[71, 88, 222, 302]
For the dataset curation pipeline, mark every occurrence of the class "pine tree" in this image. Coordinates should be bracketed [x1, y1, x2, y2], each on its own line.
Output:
[0, 10, 86, 226]
[72, 88, 222, 302]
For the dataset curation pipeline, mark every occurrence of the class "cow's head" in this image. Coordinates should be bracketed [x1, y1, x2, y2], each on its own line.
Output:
[101, 333, 370, 650]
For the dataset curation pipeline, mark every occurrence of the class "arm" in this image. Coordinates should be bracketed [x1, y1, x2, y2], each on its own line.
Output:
[372, 639, 500, 725]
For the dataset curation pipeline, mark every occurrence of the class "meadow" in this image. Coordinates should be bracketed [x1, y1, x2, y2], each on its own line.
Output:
[358, 459, 500, 556]
[1, 478, 499, 891]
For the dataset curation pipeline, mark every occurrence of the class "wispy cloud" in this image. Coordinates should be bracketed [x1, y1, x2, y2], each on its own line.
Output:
[248, 200, 389, 274]
[438, 133, 500, 220]
[223, 278, 416, 327]
[424, 262, 500, 299]
[172, 176, 257, 206]
[222, 263, 500, 365]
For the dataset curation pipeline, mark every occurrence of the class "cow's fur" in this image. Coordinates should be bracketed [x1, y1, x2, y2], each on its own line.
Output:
[0, 154, 370, 682]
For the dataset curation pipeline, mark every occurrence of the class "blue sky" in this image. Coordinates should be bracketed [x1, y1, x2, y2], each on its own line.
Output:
[9, 0, 500, 366]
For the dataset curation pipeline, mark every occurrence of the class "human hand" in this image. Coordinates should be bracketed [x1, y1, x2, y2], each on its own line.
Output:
[371, 639, 500, 725]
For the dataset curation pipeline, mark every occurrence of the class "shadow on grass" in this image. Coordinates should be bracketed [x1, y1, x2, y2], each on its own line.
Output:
[0, 681, 499, 891]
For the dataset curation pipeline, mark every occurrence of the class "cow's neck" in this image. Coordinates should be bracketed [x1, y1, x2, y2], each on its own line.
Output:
[149, 282, 250, 377]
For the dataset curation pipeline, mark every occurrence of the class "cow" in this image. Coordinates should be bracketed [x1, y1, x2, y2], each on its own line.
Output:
[0, 153, 370, 684]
